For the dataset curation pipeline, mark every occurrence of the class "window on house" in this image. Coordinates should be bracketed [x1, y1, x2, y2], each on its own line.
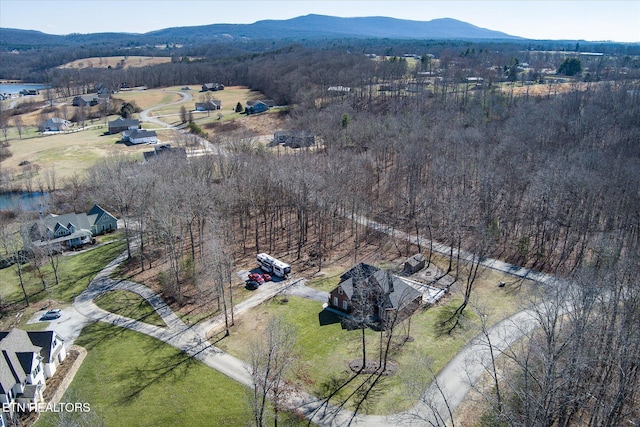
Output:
[342, 300, 348, 311]
[338, 287, 343, 295]
[333, 297, 338, 307]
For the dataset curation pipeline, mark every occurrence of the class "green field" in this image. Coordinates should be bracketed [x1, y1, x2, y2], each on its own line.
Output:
[94, 290, 166, 327]
[0, 237, 126, 307]
[34, 323, 255, 427]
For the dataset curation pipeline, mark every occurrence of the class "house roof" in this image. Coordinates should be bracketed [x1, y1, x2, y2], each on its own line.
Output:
[108, 118, 139, 127]
[74, 94, 98, 103]
[370, 270, 422, 310]
[337, 263, 421, 311]
[124, 129, 157, 140]
[27, 331, 63, 364]
[43, 118, 69, 126]
[0, 329, 43, 394]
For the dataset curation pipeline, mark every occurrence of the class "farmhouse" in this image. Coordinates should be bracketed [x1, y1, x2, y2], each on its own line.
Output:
[328, 263, 422, 329]
[273, 130, 315, 148]
[29, 204, 117, 248]
[195, 100, 222, 111]
[108, 117, 140, 134]
[122, 129, 157, 144]
[40, 118, 71, 132]
[72, 94, 99, 107]
[245, 100, 270, 115]
[0, 329, 67, 425]
[201, 83, 224, 91]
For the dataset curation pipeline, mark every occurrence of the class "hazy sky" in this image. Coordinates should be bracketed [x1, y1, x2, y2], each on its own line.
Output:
[1, 0, 639, 42]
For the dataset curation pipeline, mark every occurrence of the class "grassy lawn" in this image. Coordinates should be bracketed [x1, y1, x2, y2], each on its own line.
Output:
[217, 256, 534, 415]
[0, 237, 127, 306]
[94, 290, 166, 327]
[4, 122, 148, 182]
[34, 323, 255, 427]
[115, 90, 182, 111]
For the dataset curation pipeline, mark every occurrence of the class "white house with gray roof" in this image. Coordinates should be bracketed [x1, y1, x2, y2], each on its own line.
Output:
[0, 329, 66, 425]
[122, 129, 157, 144]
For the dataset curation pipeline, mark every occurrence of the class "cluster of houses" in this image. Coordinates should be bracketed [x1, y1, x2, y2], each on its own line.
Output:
[0, 329, 67, 425]
[29, 204, 118, 249]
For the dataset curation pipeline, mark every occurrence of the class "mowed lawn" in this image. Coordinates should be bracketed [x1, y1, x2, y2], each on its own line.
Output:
[216, 259, 533, 415]
[34, 323, 254, 427]
[0, 238, 127, 307]
[4, 123, 150, 180]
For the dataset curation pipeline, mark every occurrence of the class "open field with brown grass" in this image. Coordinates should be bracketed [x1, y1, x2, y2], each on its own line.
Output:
[57, 56, 172, 70]
[2, 122, 161, 181]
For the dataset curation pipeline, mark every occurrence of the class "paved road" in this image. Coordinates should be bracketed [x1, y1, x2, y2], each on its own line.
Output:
[65, 213, 561, 426]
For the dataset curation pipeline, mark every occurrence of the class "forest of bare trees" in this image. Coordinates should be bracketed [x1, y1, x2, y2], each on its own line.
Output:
[1, 36, 638, 424]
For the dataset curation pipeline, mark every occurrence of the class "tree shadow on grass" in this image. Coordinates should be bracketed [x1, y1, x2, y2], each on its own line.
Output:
[114, 344, 198, 406]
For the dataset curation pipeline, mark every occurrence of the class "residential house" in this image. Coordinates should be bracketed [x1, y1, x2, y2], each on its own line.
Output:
[72, 94, 99, 107]
[41, 118, 71, 132]
[86, 205, 118, 236]
[108, 117, 140, 134]
[328, 263, 422, 329]
[122, 129, 157, 144]
[195, 100, 222, 111]
[143, 144, 187, 162]
[245, 100, 269, 115]
[0, 329, 66, 425]
[201, 83, 224, 92]
[29, 204, 117, 248]
[273, 130, 315, 148]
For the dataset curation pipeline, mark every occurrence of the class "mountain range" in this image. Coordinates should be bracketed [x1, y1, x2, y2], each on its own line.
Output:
[0, 14, 522, 48]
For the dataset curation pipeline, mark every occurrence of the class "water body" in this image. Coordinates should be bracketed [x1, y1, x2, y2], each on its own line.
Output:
[0, 83, 50, 95]
[0, 191, 50, 211]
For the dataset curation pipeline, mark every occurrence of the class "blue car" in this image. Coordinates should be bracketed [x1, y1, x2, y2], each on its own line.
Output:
[41, 309, 62, 320]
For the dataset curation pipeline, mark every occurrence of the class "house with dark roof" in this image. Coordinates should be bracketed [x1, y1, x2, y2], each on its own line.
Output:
[201, 83, 224, 92]
[245, 100, 270, 115]
[328, 263, 422, 329]
[195, 100, 222, 111]
[122, 129, 157, 144]
[0, 329, 66, 424]
[72, 94, 99, 107]
[108, 117, 140, 134]
[29, 204, 117, 248]
[273, 130, 315, 148]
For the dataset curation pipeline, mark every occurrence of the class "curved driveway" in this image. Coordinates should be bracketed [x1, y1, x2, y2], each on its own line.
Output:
[70, 217, 558, 426]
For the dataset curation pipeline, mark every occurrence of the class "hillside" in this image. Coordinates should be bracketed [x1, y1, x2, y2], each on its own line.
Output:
[0, 14, 521, 50]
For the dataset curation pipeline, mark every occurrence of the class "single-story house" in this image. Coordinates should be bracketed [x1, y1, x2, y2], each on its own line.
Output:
[143, 144, 187, 161]
[403, 253, 426, 275]
[41, 118, 71, 132]
[108, 117, 140, 134]
[29, 204, 117, 248]
[72, 94, 98, 107]
[0, 329, 66, 424]
[328, 263, 422, 329]
[273, 130, 315, 148]
[245, 100, 269, 115]
[201, 83, 224, 92]
[122, 129, 157, 144]
[195, 100, 222, 111]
